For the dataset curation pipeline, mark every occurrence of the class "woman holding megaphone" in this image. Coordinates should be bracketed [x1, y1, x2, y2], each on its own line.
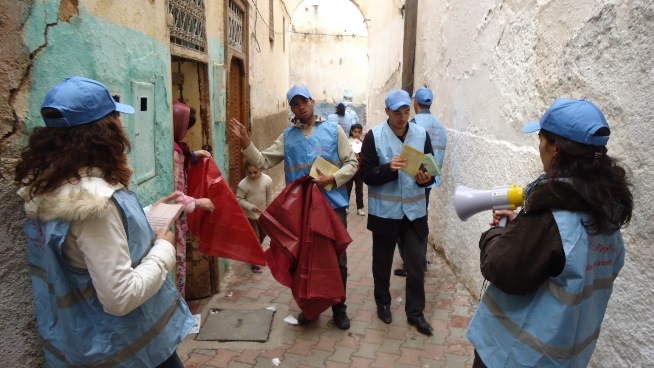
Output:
[467, 99, 633, 368]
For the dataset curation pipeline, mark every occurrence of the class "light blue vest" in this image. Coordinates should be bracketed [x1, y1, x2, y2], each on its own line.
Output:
[467, 210, 625, 367]
[327, 112, 356, 136]
[368, 122, 427, 221]
[412, 110, 447, 188]
[283, 121, 348, 209]
[25, 189, 194, 368]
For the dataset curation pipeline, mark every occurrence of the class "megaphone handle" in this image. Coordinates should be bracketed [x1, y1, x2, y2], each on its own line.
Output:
[498, 216, 508, 228]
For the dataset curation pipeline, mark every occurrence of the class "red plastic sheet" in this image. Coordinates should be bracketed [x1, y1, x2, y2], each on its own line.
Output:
[186, 157, 266, 266]
[258, 176, 352, 320]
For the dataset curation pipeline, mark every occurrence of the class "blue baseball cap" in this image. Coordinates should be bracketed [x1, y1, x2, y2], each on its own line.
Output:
[385, 89, 411, 111]
[523, 98, 610, 146]
[41, 77, 135, 127]
[413, 87, 433, 106]
[287, 85, 312, 103]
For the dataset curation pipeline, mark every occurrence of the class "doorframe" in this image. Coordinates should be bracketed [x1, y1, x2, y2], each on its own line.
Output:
[224, 0, 250, 189]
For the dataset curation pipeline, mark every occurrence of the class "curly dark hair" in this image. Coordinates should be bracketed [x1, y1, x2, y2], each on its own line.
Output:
[15, 111, 133, 198]
[540, 128, 633, 234]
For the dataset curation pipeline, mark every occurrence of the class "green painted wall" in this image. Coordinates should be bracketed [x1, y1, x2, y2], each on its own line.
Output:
[208, 37, 227, 173]
[206, 36, 229, 272]
[24, 5, 174, 205]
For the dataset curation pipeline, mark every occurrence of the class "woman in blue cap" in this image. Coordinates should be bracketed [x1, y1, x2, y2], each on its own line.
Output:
[467, 98, 633, 367]
[15, 77, 193, 367]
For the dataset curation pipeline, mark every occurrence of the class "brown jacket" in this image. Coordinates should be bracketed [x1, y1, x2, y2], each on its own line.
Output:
[478, 179, 591, 295]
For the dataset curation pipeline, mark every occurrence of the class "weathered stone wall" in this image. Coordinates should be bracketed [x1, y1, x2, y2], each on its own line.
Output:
[411, 1, 654, 366]
[0, 1, 42, 364]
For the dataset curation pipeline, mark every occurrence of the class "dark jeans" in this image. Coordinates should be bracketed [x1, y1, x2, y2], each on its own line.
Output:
[156, 351, 184, 368]
[332, 207, 348, 314]
[345, 171, 364, 209]
[372, 216, 428, 319]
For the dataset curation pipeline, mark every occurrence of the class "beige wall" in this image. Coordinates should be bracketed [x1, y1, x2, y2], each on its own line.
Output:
[411, 1, 654, 367]
[247, 0, 292, 190]
[363, 3, 405, 126]
[85, 0, 168, 42]
[289, 0, 368, 104]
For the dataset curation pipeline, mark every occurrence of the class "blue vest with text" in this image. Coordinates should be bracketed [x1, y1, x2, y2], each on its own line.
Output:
[25, 189, 194, 368]
[283, 121, 348, 209]
[467, 210, 625, 367]
[412, 110, 447, 188]
[368, 123, 427, 221]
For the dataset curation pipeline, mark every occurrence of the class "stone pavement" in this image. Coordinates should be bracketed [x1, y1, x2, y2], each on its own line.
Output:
[178, 205, 477, 368]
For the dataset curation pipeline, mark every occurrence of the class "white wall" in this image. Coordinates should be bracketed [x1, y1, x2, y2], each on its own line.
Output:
[411, 1, 654, 367]
[289, 0, 368, 104]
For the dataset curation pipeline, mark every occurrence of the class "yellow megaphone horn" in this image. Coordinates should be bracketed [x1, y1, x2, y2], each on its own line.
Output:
[454, 184, 524, 226]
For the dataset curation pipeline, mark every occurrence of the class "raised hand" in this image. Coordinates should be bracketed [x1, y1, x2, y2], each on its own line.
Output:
[228, 118, 251, 147]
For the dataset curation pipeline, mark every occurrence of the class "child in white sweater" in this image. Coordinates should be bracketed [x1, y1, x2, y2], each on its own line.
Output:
[236, 161, 273, 273]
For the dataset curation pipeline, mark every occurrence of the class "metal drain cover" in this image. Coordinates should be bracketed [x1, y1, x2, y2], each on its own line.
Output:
[196, 308, 274, 342]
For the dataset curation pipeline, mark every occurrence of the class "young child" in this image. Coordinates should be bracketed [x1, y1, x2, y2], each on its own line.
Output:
[236, 161, 273, 273]
[346, 123, 365, 216]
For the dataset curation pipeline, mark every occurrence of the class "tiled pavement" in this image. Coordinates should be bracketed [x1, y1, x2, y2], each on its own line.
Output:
[178, 201, 477, 368]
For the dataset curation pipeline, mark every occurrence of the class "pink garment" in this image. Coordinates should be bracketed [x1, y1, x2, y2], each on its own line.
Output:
[172, 145, 196, 298]
[173, 101, 190, 141]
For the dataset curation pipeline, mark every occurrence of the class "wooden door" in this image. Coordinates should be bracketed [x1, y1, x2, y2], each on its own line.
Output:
[227, 58, 247, 191]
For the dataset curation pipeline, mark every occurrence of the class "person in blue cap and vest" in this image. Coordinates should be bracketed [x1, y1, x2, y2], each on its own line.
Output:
[228, 85, 358, 330]
[359, 89, 436, 336]
[394, 86, 448, 277]
[15, 77, 194, 367]
[328, 100, 357, 136]
[467, 98, 633, 367]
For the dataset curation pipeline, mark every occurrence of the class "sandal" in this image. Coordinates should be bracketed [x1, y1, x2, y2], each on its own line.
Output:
[251, 265, 263, 274]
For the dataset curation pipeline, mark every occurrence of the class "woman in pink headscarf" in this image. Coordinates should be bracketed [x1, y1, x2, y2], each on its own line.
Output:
[170, 101, 214, 297]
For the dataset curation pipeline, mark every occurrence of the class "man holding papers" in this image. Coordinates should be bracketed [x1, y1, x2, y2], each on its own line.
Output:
[229, 85, 357, 330]
[360, 89, 435, 336]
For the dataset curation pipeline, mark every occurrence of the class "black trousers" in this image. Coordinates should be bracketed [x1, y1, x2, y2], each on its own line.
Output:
[397, 187, 431, 266]
[372, 216, 427, 319]
[345, 171, 364, 209]
[332, 207, 348, 314]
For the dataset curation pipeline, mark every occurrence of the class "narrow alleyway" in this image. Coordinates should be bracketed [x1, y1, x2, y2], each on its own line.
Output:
[178, 193, 477, 368]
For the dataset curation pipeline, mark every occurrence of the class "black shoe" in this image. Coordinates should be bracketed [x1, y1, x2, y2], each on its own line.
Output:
[393, 266, 407, 277]
[377, 305, 392, 324]
[333, 312, 351, 330]
[297, 313, 311, 325]
[408, 316, 433, 336]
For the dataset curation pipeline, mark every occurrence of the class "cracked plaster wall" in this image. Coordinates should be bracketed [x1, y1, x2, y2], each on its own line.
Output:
[410, 0, 653, 366]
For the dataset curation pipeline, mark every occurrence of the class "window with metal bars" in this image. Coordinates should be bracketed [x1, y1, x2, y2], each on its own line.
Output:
[169, 0, 207, 52]
[229, 1, 244, 53]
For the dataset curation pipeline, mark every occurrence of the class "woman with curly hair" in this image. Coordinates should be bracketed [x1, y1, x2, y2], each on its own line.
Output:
[16, 77, 193, 367]
[467, 98, 633, 368]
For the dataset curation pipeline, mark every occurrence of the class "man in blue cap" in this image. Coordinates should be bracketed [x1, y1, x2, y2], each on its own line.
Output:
[228, 85, 358, 330]
[359, 89, 435, 336]
[394, 86, 448, 277]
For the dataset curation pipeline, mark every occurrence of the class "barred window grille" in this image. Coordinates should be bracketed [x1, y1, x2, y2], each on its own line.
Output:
[229, 1, 244, 53]
[169, 0, 207, 52]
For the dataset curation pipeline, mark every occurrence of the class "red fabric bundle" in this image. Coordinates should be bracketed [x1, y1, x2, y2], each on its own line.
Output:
[186, 157, 266, 266]
[258, 176, 351, 320]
